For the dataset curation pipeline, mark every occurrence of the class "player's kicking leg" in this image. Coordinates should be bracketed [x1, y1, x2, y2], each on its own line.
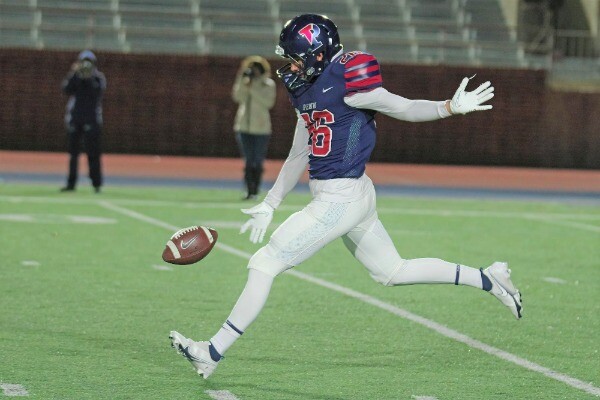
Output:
[169, 193, 377, 378]
[342, 215, 523, 319]
[169, 331, 222, 379]
[168, 268, 273, 378]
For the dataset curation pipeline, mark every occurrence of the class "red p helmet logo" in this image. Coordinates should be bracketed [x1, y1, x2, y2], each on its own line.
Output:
[298, 23, 322, 46]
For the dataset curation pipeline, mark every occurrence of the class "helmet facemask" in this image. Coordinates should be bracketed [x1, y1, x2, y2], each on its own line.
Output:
[275, 45, 325, 91]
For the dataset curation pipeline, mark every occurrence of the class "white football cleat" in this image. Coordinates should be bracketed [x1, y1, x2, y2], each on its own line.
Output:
[482, 262, 523, 319]
[169, 331, 219, 379]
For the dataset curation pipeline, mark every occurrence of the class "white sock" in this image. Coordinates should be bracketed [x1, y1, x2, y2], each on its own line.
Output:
[389, 258, 482, 289]
[210, 268, 274, 355]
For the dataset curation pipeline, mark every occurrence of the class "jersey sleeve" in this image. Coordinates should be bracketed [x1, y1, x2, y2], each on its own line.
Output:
[344, 53, 383, 94]
[263, 115, 309, 209]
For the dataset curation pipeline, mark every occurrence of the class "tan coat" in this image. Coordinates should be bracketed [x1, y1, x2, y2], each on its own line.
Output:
[232, 57, 276, 135]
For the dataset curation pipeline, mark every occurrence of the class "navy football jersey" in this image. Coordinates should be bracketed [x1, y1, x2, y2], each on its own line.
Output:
[289, 51, 383, 180]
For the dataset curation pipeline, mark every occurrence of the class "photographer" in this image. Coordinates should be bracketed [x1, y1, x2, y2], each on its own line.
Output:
[232, 56, 276, 200]
[60, 50, 106, 193]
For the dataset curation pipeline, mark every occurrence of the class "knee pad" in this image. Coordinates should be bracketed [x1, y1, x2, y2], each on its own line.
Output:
[369, 270, 396, 286]
[248, 245, 293, 277]
[370, 262, 406, 287]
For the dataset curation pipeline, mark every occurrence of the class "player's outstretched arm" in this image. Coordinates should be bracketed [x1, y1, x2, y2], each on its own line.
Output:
[344, 76, 494, 122]
[447, 76, 494, 115]
[345, 88, 449, 122]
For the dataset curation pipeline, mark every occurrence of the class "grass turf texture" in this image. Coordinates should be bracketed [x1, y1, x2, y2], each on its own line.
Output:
[1, 184, 598, 399]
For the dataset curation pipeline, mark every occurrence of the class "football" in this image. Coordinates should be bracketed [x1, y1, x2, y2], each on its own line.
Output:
[162, 226, 218, 265]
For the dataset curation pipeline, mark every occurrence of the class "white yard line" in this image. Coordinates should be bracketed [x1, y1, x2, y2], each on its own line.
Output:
[288, 270, 600, 397]
[98, 201, 600, 398]
[0, 383, 29, 397]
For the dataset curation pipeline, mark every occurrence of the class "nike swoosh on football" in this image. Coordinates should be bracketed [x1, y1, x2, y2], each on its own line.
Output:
[180, 236, 197, 249]
[322, 87, 333, 93]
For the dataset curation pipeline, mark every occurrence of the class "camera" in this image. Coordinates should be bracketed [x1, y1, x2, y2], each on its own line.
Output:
[78, 60, 94, 78]
[242, 67, 255, 78]
[80, 60, 93, 71]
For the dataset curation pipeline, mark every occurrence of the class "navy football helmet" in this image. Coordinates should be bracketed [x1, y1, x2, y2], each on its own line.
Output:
[275, 14, 343, 91]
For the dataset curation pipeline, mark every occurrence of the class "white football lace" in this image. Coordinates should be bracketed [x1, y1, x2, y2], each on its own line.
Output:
[171, 226, 198, 240]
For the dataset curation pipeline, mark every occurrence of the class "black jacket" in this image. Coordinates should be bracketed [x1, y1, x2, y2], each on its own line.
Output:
[62, 70, 106, 125]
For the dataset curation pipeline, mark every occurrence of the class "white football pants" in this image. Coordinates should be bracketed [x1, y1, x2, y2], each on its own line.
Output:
[213, 176, 484, 353]
[248, 176, 465, 286]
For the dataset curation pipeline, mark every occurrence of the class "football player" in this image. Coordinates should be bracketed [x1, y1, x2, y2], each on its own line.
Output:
[170, 14, 522, 378]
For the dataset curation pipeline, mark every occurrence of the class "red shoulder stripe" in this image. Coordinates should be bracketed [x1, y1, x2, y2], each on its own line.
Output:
[344, 53, 382, 91]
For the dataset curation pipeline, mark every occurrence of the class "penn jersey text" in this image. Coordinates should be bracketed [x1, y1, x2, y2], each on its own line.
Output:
[289, 51, 383, 180]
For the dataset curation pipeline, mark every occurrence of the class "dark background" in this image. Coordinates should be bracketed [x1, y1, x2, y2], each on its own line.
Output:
[1, 48, 598, 168]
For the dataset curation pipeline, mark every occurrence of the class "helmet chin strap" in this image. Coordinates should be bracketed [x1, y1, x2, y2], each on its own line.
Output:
[275, 63, 304, 92]
[303, 51, 326, 78]
[276, 49, 325, 92]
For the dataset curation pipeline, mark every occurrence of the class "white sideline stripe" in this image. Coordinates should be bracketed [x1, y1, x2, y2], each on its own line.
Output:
[2, 195, 600, 220]
[3, 194, 600, 235]
[97, 202, 600, 397]
[0, 383, 29, 396]
[205, 390, 241, 400]
[525, 216, 600, 233]
[412, 396, 439, 400]
[375, 207, 600, 221]
[0, 213, 116, 224]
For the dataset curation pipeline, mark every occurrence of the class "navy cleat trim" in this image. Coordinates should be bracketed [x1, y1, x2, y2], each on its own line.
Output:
[511, 293, 523, 318]
[480, 268, 493, 291]
[208, 342, 224, 362]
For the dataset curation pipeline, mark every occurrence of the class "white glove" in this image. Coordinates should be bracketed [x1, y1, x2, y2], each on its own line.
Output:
[240, 201, 274, 244]
[450, 76, 494, 115]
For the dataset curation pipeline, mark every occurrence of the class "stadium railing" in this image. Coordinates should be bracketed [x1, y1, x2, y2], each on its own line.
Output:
[0, 0, 593, 75]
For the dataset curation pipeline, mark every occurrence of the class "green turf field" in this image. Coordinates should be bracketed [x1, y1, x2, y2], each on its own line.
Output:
[1, 184, 599, 399]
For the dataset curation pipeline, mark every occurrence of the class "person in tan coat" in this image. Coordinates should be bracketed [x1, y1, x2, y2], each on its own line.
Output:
[232, 56, 276, 200]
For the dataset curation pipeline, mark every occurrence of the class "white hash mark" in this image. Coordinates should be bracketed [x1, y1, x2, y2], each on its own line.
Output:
[543, 277, 567, 284]
[152, 264, 173, 271]
[205, 390, 241, 400]
[21, 260, 41, 267]
[0, 383, 29, 397]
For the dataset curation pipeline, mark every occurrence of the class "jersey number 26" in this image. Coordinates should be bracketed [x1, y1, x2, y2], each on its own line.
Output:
[300, 110, 334, 157]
